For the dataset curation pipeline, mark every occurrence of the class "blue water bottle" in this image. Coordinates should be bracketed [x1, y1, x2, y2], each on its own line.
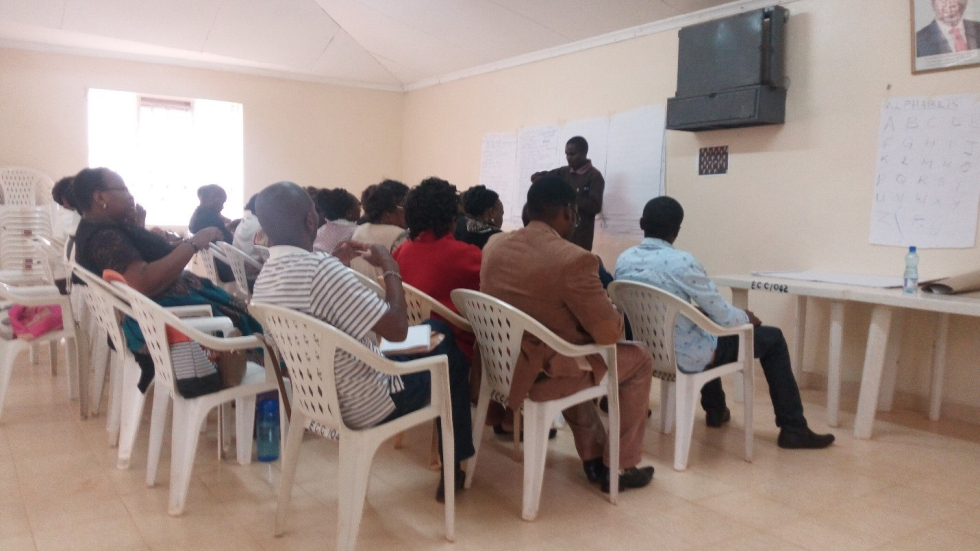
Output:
[903, 246, 919, 295]
[256, 399, 280, 462]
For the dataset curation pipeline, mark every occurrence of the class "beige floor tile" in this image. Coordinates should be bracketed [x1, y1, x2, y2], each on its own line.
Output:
[878, 524, 980, 551]
[770, 517, 893, 550]
[0, 534, 37, 551]
[32, 516, 148, 551]
[690, 531, 805, 551]
[697, 490, 804, 532]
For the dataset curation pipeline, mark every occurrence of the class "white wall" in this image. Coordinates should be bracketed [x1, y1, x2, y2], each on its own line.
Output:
[400, 0, 980, 422]
[0, 47, 404, 205]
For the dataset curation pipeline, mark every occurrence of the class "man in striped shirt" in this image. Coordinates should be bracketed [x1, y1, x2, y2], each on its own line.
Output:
[252, 182, 473, 501]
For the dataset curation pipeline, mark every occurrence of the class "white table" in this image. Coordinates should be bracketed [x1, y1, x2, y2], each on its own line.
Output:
[714, 274, 980, 439]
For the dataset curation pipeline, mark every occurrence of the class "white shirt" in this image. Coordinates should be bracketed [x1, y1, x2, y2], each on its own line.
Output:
[937, 18, 969, 52]
[232, 211, 262, 263]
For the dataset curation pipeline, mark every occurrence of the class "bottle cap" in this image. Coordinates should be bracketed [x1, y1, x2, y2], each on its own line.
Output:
[909, 246, 916, 253]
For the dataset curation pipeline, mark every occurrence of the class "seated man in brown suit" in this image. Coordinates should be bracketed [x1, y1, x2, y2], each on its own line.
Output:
[480, 175, 655, 492]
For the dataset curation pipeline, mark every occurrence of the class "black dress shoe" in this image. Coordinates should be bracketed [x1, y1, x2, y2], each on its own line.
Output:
[436, 464, 466, 503]
[492, 424, 557, 440]
[777, 426, 835, 449]
[601, 466, 654, 493]
[705, 407, 731, 428]
[582, 458, 608, 484]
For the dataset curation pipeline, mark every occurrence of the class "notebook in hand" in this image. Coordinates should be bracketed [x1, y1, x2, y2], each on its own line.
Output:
[379, 324, 434, 355]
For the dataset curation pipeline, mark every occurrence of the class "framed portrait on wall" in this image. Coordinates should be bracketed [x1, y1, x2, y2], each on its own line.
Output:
[911, 0, 980, 73]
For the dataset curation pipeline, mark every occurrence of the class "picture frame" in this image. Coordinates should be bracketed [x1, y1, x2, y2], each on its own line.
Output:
[911, 0, 980, 74]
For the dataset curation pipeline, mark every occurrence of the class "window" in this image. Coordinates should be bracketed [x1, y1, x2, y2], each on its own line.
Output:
[87, 89, 244, 227]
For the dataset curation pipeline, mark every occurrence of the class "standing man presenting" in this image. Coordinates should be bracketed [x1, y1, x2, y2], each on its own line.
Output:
[531, 136, 605, 251]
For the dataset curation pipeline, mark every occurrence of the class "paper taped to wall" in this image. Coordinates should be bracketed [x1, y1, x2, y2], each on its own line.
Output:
[869, 94, 980, 249]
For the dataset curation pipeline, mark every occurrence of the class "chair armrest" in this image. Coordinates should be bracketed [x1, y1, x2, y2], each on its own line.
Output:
[707, 323, 755, 338]
[165, 305, 214, 318]
[428, 301, 472, 332]
[0, 282, 64, 304]
[183, 316, 235, 336]
[367, 352, 448, 377]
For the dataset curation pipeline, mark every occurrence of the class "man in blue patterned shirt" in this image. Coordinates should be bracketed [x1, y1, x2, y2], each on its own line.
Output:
[615, 196, 833, 450]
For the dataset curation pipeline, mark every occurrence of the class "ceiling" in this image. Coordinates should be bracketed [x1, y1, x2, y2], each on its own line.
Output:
[0, 0, 753, 91]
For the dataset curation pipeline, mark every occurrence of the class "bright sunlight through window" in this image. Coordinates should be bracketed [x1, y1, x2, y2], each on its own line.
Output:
[87, 88, 244, 227]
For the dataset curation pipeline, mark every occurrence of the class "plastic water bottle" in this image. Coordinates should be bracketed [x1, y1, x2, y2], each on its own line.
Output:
[256, 399, 280, 462]
[903, 246, 919, 295]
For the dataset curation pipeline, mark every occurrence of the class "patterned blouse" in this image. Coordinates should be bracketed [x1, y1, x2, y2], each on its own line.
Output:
[615, 238, 748, 373]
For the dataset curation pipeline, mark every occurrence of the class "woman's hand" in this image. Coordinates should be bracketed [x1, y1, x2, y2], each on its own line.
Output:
[189, 227, 224, 250]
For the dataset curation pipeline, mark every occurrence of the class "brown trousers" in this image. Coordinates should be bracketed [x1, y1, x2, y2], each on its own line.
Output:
[527, 342, 653, 470]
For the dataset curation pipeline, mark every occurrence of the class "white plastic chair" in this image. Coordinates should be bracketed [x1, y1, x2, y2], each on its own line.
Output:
[70, 264, 232, 467]
[0, 281, 79, 423]
[213, 242, 261, 300]
[115, 282, 279, 516]
[0, 167, 54, 206]
[397, 282, 473, 465]
[608, 280, 754, 471]
[249, 302, 456, 551]
[349, 268, 385, 299]
[450, 289, 619, 521]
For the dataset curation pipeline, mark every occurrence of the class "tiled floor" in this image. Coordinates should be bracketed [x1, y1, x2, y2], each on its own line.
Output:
[2, 347, 979, 550]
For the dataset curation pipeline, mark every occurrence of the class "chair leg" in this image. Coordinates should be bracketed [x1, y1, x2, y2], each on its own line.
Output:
[146, 386, 170, 486]
[106, 352, 124, 447]
[464, 388, 491, 489]
[674, 376, 698, 471]
[659, 380, 676, 434]
[337, 437, 378, 551]
[520, 402, 552, 521]
[169, 399, 206, 516]
[117, 363, 147, 469]
[48, 340, 58, 375]
[89, 335, 110, 417]
[428, 422, 441, 470]
[512, 408, 522, 462]
[742, 369, 754, 463]
[0, 346, 18, 422]
[235, 396, 257, 465]
[275, 413, 307, 537]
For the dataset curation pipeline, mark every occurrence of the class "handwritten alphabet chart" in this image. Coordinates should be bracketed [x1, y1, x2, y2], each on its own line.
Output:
[869, 95, 980, 248]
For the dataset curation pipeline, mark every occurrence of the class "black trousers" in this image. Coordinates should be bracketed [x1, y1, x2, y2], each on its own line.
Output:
[699, 325, 807, 429]
[384, 319, 475, 463]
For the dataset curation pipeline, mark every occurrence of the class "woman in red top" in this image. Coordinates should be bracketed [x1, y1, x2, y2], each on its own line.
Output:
[392, 177, 481, 359]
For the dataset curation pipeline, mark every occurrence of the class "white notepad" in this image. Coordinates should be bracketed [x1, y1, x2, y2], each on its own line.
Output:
[379, 324, 433, 355]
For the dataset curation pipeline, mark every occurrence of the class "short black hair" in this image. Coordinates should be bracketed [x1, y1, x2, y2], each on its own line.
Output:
[566, 136, 589, 153]
[405, 177, 459, 240]
[255, 181, 312, 245]
[245, 194, 258, 212]
[640, 196, 684, 239]
[70, 167, 115, 212]
[462, 185, 499, 218]
[197, 184, 226, 202]
[317, 188, 359, 221]
[51, 176, 75, 210]
[362, 179, 409, 223]
[526, 175, 575, 221]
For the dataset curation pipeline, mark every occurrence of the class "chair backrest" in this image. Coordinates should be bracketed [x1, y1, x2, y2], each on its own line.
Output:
[403, 283, 471, 332]
[112, 282, 183, 394]
[251, 301, 394, 433]
[31, 237, 66, 286]
[0, 167, 54, 206]
[253, 244, 270, 262]
[214, 242, 258, 299]
[197, 246, 222, 285]
[450, 289, 548, 405]
[607, 280, 703, 375]
[69, 263, 132, 356]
